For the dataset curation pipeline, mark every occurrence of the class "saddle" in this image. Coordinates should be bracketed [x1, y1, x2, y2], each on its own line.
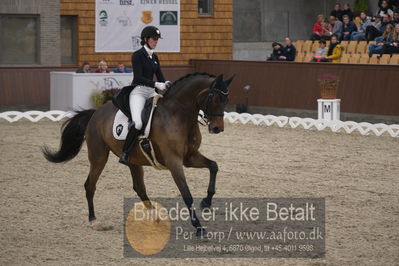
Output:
[112, 85, 166, 170]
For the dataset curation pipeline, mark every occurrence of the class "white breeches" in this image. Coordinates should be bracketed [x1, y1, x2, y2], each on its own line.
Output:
[129, 85, 157, 130]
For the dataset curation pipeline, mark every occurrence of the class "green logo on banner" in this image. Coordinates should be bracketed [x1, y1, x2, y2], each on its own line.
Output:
[160, 11, 178, 25]
[99, 10, 108, 26]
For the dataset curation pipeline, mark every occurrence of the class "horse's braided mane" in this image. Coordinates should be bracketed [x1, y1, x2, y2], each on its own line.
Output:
[173, 72, 215, 84]
[171, 72, 215, 88]
[163, 72, 216, 97]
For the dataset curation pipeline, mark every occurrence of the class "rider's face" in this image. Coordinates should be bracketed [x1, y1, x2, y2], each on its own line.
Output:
[147, 38, 159, 49]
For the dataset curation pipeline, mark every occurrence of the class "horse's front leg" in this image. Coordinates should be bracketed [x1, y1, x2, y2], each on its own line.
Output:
[167, 157, 206, 236]
[184, 151, 218, 209]
[128, 164, 153, 209]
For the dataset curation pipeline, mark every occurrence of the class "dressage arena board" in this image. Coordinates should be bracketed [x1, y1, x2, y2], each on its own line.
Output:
[0, 116, 398, 265]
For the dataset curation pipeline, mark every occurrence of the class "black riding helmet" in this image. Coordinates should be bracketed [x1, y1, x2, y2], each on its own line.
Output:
[141, 26, 162, 40]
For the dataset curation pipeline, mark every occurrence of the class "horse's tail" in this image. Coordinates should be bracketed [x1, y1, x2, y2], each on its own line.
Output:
[42, 109, 96, 163]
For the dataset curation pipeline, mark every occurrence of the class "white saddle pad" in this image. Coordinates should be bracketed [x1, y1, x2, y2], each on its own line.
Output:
[112, 110, 130, 140]
[112, 95, 161, 140]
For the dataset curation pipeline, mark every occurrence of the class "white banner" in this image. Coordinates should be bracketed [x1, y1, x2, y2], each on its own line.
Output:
[95, 0, 180, 52]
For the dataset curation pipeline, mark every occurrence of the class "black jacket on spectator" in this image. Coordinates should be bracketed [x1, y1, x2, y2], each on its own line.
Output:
[342, 21, 357, 34]
[282, 45, 296, 61]
[330, 10, 343, 20]
[267, 48, 284, 61]
[342, 8, 354, 20]
[381, 21, 395, 32]
[378, 0, 399, 9]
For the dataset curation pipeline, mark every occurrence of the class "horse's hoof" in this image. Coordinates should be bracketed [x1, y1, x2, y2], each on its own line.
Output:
[89, 220, 114, 231]
[200, 198, 211, 209]
[196, 227, 207, 237]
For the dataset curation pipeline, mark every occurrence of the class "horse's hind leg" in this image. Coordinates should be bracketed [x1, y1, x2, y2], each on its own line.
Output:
[184, 151, 218, 209]
[84, 136, 109, 223]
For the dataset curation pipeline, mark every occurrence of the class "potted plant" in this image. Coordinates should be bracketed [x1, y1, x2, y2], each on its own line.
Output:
[92, 88, 121, 108]
[318, 74, 340, 99]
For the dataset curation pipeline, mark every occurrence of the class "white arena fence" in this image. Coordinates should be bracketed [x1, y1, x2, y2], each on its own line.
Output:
[1, 110, 399, 138]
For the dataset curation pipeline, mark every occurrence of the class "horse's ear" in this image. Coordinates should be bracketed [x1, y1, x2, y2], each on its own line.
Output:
[215, 74, 224, 82]
[224, 74, 236, 87]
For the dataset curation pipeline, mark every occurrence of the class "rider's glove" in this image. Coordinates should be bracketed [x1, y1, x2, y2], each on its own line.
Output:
[165, 81, 173, 89]
[155, 82, 166, 91]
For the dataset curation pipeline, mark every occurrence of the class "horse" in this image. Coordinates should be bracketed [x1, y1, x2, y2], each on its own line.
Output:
[42, 73, 234, 236]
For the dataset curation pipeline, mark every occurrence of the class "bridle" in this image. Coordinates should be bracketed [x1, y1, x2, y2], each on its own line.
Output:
[168, 79, 230, 125]
[197, 84, 229, 125]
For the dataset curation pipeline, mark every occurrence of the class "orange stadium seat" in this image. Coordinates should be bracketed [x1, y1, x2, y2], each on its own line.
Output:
[295, 52, 305, 62]
[302, 40, 313, 53]
[295, 40, 304, 53]
[340, 54, 350, 63]
[340, 41, 349, 52]
[389, 54, 399, 64]
[346, 41, 357, 54]
[349, 54, 360, 64]
[303, 52, 314, 62]
[359, 54, 370, 64]
[356, 41, 367, 54]
[379, 54, 391, 64]
[369, 54, 379, 64]
[311, 41, 319, 53]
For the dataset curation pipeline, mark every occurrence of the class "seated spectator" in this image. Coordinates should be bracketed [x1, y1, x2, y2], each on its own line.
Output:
[113, 62, 132, 73]
[325, 35, 343, 63]
[322, 19, 333, 40]
[342, 3, 354, 21]
[341, 15, 357, 40]
[311, 15, 326, 40]
[330, 3, 343, 21]
[366, 15, 383, 40]
[369, 24, 395, 55]
[95, 60, 110, 73]
[313, 40, 328, 62]
[377, 0, 394, 18]
[267, 42, 284, 61]
[353, 16, 362, 29]
[76, 61, 91, 73]
[381, 14, 394, 32]
[379, 0, 394, 10]
[380, 24, 399, 54]
[351, 12, 372, 40]
[329, 16, 343, 40]
[279, 37, 296, 61]
[393, 10, 399, 25]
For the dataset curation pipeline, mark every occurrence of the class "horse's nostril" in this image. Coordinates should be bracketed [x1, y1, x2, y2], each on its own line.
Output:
[213, 127, 221, 133]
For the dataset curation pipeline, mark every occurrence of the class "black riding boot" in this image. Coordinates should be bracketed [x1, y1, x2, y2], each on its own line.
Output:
[119, 126, 140, 166]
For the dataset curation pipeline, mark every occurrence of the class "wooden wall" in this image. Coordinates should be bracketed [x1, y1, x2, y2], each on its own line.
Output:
[60, 0, 233, 67]
[2, 61, 399, 118]
[193, 60, 399, 116]
[0, 66, 193, 106]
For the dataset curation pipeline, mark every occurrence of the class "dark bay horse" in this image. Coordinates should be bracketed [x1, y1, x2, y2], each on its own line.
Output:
[42, 73, 234, 236]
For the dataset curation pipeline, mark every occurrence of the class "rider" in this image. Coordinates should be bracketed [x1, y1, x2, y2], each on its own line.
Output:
[119, 26, 171, 165]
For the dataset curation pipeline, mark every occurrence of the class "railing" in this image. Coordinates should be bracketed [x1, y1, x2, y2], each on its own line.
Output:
[1, 111, 398, 138]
